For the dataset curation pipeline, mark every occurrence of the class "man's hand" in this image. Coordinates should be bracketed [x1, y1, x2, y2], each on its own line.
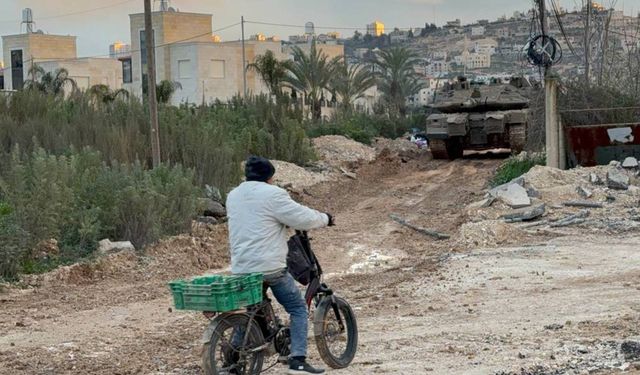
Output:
[325, 213, 336, 227]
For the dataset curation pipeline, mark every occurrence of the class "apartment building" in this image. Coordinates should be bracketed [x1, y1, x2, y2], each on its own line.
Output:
[2, 31, 121, 91]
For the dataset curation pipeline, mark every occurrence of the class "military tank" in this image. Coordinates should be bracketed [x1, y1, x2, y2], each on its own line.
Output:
[426, 77, 531, 160]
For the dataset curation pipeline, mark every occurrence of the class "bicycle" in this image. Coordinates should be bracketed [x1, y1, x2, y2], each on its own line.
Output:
[201, 231, 358, 375]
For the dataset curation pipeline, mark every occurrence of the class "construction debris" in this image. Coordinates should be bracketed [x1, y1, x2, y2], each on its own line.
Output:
[340, 167, 358, 180]
[97, 239, 135, 255]
[622, 156, 639, 169]
[576, 186, 593, 198]
[549, 210, 590, 228]
[500, 203, 546, 223]
[390, 214, 450, 240]
[563, 200, 604, 208]
[490, 182, 531, 208]
[607, 168, 630, 190]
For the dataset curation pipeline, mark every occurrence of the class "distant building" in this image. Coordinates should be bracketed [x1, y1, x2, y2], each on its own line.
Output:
[2, 29, 121, 91]
[426, 60, 450, 76]
[454, 51, 491, 69]
[444, 19, 462, 28]
[250, 33, 266, 41]
[389, 29, 409, 44]
[471, 26, 485, 36]
[366, 21, 385, 37]
[109, 41, 131, 58]
[474, 38, 498, 55]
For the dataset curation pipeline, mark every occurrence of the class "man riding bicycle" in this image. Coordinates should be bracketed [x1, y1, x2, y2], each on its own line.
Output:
[226, 156, 334, 375]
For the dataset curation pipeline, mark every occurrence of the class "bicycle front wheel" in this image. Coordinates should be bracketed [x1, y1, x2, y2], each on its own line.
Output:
[202, 313, 265, 375]
[313, 296, 358, 369]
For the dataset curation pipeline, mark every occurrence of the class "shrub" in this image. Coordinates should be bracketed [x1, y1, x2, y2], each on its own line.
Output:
[491, 153, 546, 187]
[0, 148, 200, 280]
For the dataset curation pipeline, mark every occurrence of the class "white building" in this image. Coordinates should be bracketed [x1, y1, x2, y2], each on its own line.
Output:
[407, 87, 435, 107]
[471, 26, 485, 36]
[454, 51, 491, 70]
[474, 38, 498, 55]
[426, 60, 450, 76]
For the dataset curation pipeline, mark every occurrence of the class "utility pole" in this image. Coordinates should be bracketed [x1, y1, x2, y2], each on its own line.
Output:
[241, 16, 247, 97]
[584, 0, 591, 84]
[539, 0, 562, 169]
[144, 0, 161, 168]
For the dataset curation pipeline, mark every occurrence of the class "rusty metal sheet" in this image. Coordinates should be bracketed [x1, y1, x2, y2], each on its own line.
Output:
[565, 123, 640, 167]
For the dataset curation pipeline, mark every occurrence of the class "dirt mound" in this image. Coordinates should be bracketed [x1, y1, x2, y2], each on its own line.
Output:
[312, 135, 375, 168]
[459, 220, 527, 248]
[373, 137, 427, 159]
[271, 160, 333, 189]
[22, 225, 231, 287]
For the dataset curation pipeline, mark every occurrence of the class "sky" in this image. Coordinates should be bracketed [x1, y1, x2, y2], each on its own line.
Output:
[1, 0, 639, 57]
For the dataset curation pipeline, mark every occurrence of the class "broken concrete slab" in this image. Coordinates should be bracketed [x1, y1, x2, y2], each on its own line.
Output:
[607, 168, 630, 190]
[622, 156, 639, 168]
[589, 173, 603, 185]
[501, 203, 546, 223]
[490, 183, 531, 208]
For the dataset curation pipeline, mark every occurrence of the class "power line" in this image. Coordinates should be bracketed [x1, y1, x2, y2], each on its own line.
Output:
[0, 0, 138, 24]
[0, 22, 241, 73]
[245, 20, 420, 32]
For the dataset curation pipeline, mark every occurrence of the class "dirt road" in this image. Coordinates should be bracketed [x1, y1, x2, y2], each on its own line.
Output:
[2, 155, 639, 375]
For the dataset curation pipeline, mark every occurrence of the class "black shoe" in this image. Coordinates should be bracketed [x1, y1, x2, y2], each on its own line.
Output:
[288, 358, 325, 374]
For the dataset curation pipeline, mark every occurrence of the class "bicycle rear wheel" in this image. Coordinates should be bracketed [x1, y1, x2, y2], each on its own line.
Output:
[313, 296, 358, 369]
[202, 314, 265, 375]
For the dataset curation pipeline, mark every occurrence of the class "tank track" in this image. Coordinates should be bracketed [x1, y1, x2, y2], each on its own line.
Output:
[430, 139, 449, 160]
[509, 124, 526, 154]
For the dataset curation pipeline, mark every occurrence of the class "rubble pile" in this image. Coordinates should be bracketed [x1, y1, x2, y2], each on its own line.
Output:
[373, 136, 428, 159]
[464, 157, 640, 243]
[270, 160, 333, 190]
[312, 135, 376, 169]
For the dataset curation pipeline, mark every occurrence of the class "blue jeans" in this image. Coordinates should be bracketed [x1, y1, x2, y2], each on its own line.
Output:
[264, 270, 308, 358]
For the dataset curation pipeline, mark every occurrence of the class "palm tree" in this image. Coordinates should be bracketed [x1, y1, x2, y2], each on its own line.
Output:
[88, 84, 130, 104]
[331, 60, 376, 112]
[248, 50, 291, 97]
[24, 65, 78, 96]
[374, 47, 424, 116]
[283, 41, 341, 119]
[156, 80, 182, 104]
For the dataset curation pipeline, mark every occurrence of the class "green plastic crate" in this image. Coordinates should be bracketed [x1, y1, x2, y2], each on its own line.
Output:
[169, 273, 263, 312]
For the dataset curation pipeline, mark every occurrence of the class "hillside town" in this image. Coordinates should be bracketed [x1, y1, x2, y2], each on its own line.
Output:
[1, 1, 640, 375]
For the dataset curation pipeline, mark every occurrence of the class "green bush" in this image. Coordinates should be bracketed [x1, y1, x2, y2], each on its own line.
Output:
[306, 112, 421, 145]
[0, 148, 200, 280]
[491, 153, 546, 187]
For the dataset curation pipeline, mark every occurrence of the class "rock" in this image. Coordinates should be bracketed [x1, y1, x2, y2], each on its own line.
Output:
[468, 197, 496, 209]
[339, 167, 357, 180]
[199, 198, 226, 218]
[589, 173, 602, 185]
[97, 239, 135, 255]
[610, 160, 621, 167]
[544, 323, 564, 330]
[576, 186, 593, 199]
[490, 183, 531, 208]
[500, 203, 546, 222]
[607, 168, 630, 190]
[622, 157, 639, 168]
[526, 187, 541, 198]
[621, 341, 640, 360]
[196, 216, 218, 225]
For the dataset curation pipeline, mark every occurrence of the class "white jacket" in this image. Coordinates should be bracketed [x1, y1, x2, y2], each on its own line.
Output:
[226, 181, 329, 274]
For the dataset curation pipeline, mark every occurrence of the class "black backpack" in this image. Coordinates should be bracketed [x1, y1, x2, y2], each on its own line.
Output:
[286, 231, 321, 286]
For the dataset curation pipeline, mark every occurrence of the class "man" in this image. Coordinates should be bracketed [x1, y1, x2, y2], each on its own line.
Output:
[226, 156, 334, 375]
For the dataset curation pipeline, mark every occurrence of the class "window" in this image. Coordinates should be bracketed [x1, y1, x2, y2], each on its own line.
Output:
[178, 59, 192, 79]
[210, 60, 225, 78]
[11, 50, 24, 90]
[122, 58, 132, 83]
